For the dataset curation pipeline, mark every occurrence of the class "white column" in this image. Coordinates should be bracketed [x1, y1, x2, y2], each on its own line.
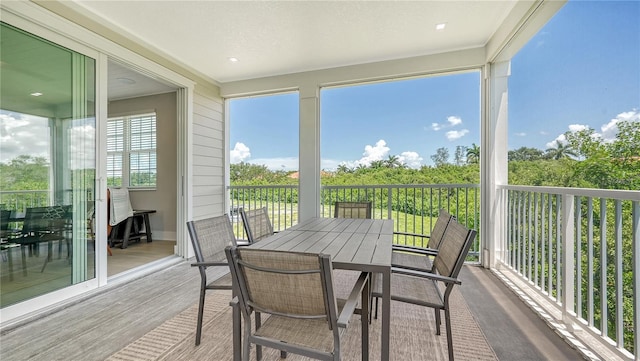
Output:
[298, 84, 321, 220]
[482, 61, 510, 268]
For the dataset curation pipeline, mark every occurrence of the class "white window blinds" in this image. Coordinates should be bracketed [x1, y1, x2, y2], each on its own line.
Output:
[107, 113, 157, 188]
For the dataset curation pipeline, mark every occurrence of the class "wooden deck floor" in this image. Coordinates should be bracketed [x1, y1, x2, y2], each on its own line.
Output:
[0, 257, 584, 361]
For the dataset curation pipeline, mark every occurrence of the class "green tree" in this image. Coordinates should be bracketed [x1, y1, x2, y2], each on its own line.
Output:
[384, 155, 401, 168]
[508, 147, 544, 161]
[431, 147, 449, 167]
[454, 145, 467, 166]
[544, 141, 577, 160]
[466, 143, 480, 164]
[0, 155, 49, 191]
[336, 164, 352, 174]
[369, 160, 385, 169]
[565, 120, 640, 190]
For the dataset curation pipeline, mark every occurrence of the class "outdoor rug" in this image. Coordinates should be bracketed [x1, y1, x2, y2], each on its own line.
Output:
[107, 285, 497, 361]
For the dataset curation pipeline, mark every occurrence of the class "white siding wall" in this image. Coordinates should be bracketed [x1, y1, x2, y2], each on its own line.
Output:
[192, 90, 226, 220]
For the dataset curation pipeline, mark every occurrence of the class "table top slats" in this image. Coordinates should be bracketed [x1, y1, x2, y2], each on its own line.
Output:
[249, 218, 392, 272]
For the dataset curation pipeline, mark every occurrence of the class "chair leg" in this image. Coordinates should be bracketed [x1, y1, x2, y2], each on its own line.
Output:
[243, 316, 252, 361]
[21, 246, 27, 276]
[444, 308, 454, 361]
[255, 312, 262, 360]
[374, 296, 379, 320]
[195, 288, 206, 346]
[231, 298, 241, 361]
[435, 308, 441, 335]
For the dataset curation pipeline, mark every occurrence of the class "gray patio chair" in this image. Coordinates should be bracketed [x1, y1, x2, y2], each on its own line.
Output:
[371, 218, 477, 361]
[225, 246, 370, 361]
[187, 214, 239, 346]
[239, 207, 275, 244]
[391, 208, 454, 272]
[334, 201, 372, 219]
[371, 208, 455, 320]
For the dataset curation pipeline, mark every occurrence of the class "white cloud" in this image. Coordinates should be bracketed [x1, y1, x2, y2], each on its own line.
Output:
[546, 110, 640, 148]
[445, 129, 469, 141]
[356, 139, 390, 166]
[447, 116, 462, 126]
[514, 132, 527, 137]
[398, 151, 423, 169]
[230, 142, 251, 163]
[600, 110, 640, 142]
[431, 115, 462, 131]
[546, 135, 565, 149]
[568, 124, 588, 132]
[249, 157, 298, 171]
[0, 111, 50, 163]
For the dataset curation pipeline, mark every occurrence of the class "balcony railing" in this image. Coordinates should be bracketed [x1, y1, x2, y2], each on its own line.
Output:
[497, 185, 640, 359]
[229, 184, 481, 262]
[0, 190, 50, 211]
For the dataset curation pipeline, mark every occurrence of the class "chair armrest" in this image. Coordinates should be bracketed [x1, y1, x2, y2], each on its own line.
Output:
[392, 244, 438, 256]
[391, 267, 461, 285]
[191, 261, 229, 267]
[337, 272, 369, 328]
[393, 231, 430, 238]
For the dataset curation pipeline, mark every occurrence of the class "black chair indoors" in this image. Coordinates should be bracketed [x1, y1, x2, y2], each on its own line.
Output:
[11, 206, 70, 274]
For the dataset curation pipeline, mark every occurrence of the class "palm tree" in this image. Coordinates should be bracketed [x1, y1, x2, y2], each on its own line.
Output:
[385, 155, 401, 168]
[545, 141, 577, 160]
[336, 164, 351, 174]
[466, 143, 480, 164]
[369, 160, 385, 169]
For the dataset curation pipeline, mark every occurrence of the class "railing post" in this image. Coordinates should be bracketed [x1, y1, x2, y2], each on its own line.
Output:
[562, 194, 575, 330]
[386, 186, 392, 220]
[632, 200, 640, 361]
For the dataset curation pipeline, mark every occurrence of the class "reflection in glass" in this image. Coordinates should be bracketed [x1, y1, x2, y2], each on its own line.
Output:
[0, 22, 96, 307]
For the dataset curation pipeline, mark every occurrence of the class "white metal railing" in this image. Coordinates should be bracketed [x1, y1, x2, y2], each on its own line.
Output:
[497, 185, 640, 359]
[0, 190, 50, 211]
[229, 184, 481, 262]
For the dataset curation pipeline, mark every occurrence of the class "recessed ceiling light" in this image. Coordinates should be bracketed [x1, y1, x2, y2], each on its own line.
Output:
[30, 92, 43, 97]
[116, 77, 136, 85]
[228, 57, 239, 63]
[436, 23, 446, 31]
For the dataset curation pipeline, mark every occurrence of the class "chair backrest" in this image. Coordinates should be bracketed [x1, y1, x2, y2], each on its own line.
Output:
[427, 208, 454, 250]
[239, 207, 274, 243]
[226, 246, 338, 326]
[334, 201, 372, 219]
[0, 209, 10, 232]
[187, 215, 238, 264]
[22, 206, 71, 235]
[432, 219, 476, 279]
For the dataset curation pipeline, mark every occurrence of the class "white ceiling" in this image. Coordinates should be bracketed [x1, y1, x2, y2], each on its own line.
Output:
[74, 0, 519, 86]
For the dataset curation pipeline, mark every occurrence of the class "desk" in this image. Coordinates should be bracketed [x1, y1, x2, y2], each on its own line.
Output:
[248, 217, 393, 361]
[109, 209, 156, 249]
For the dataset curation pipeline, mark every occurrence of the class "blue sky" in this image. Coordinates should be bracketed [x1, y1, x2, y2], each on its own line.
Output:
[229, 0, 639, 171]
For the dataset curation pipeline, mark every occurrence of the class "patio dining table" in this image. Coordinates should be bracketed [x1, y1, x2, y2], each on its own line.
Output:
[243, 217, 393, 360]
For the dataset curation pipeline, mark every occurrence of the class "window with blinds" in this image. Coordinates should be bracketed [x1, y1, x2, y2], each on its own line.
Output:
[107, 113, 157, 188]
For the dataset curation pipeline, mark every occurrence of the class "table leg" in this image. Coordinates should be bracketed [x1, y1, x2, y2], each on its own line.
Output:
[143, 213, 153, 242]
[121, 217, 133, 249]
[382, 269, 391, 361]
[361, 272, 370, 361]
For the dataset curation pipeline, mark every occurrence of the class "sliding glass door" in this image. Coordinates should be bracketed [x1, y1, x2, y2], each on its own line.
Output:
[0, 22, 96, 307]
